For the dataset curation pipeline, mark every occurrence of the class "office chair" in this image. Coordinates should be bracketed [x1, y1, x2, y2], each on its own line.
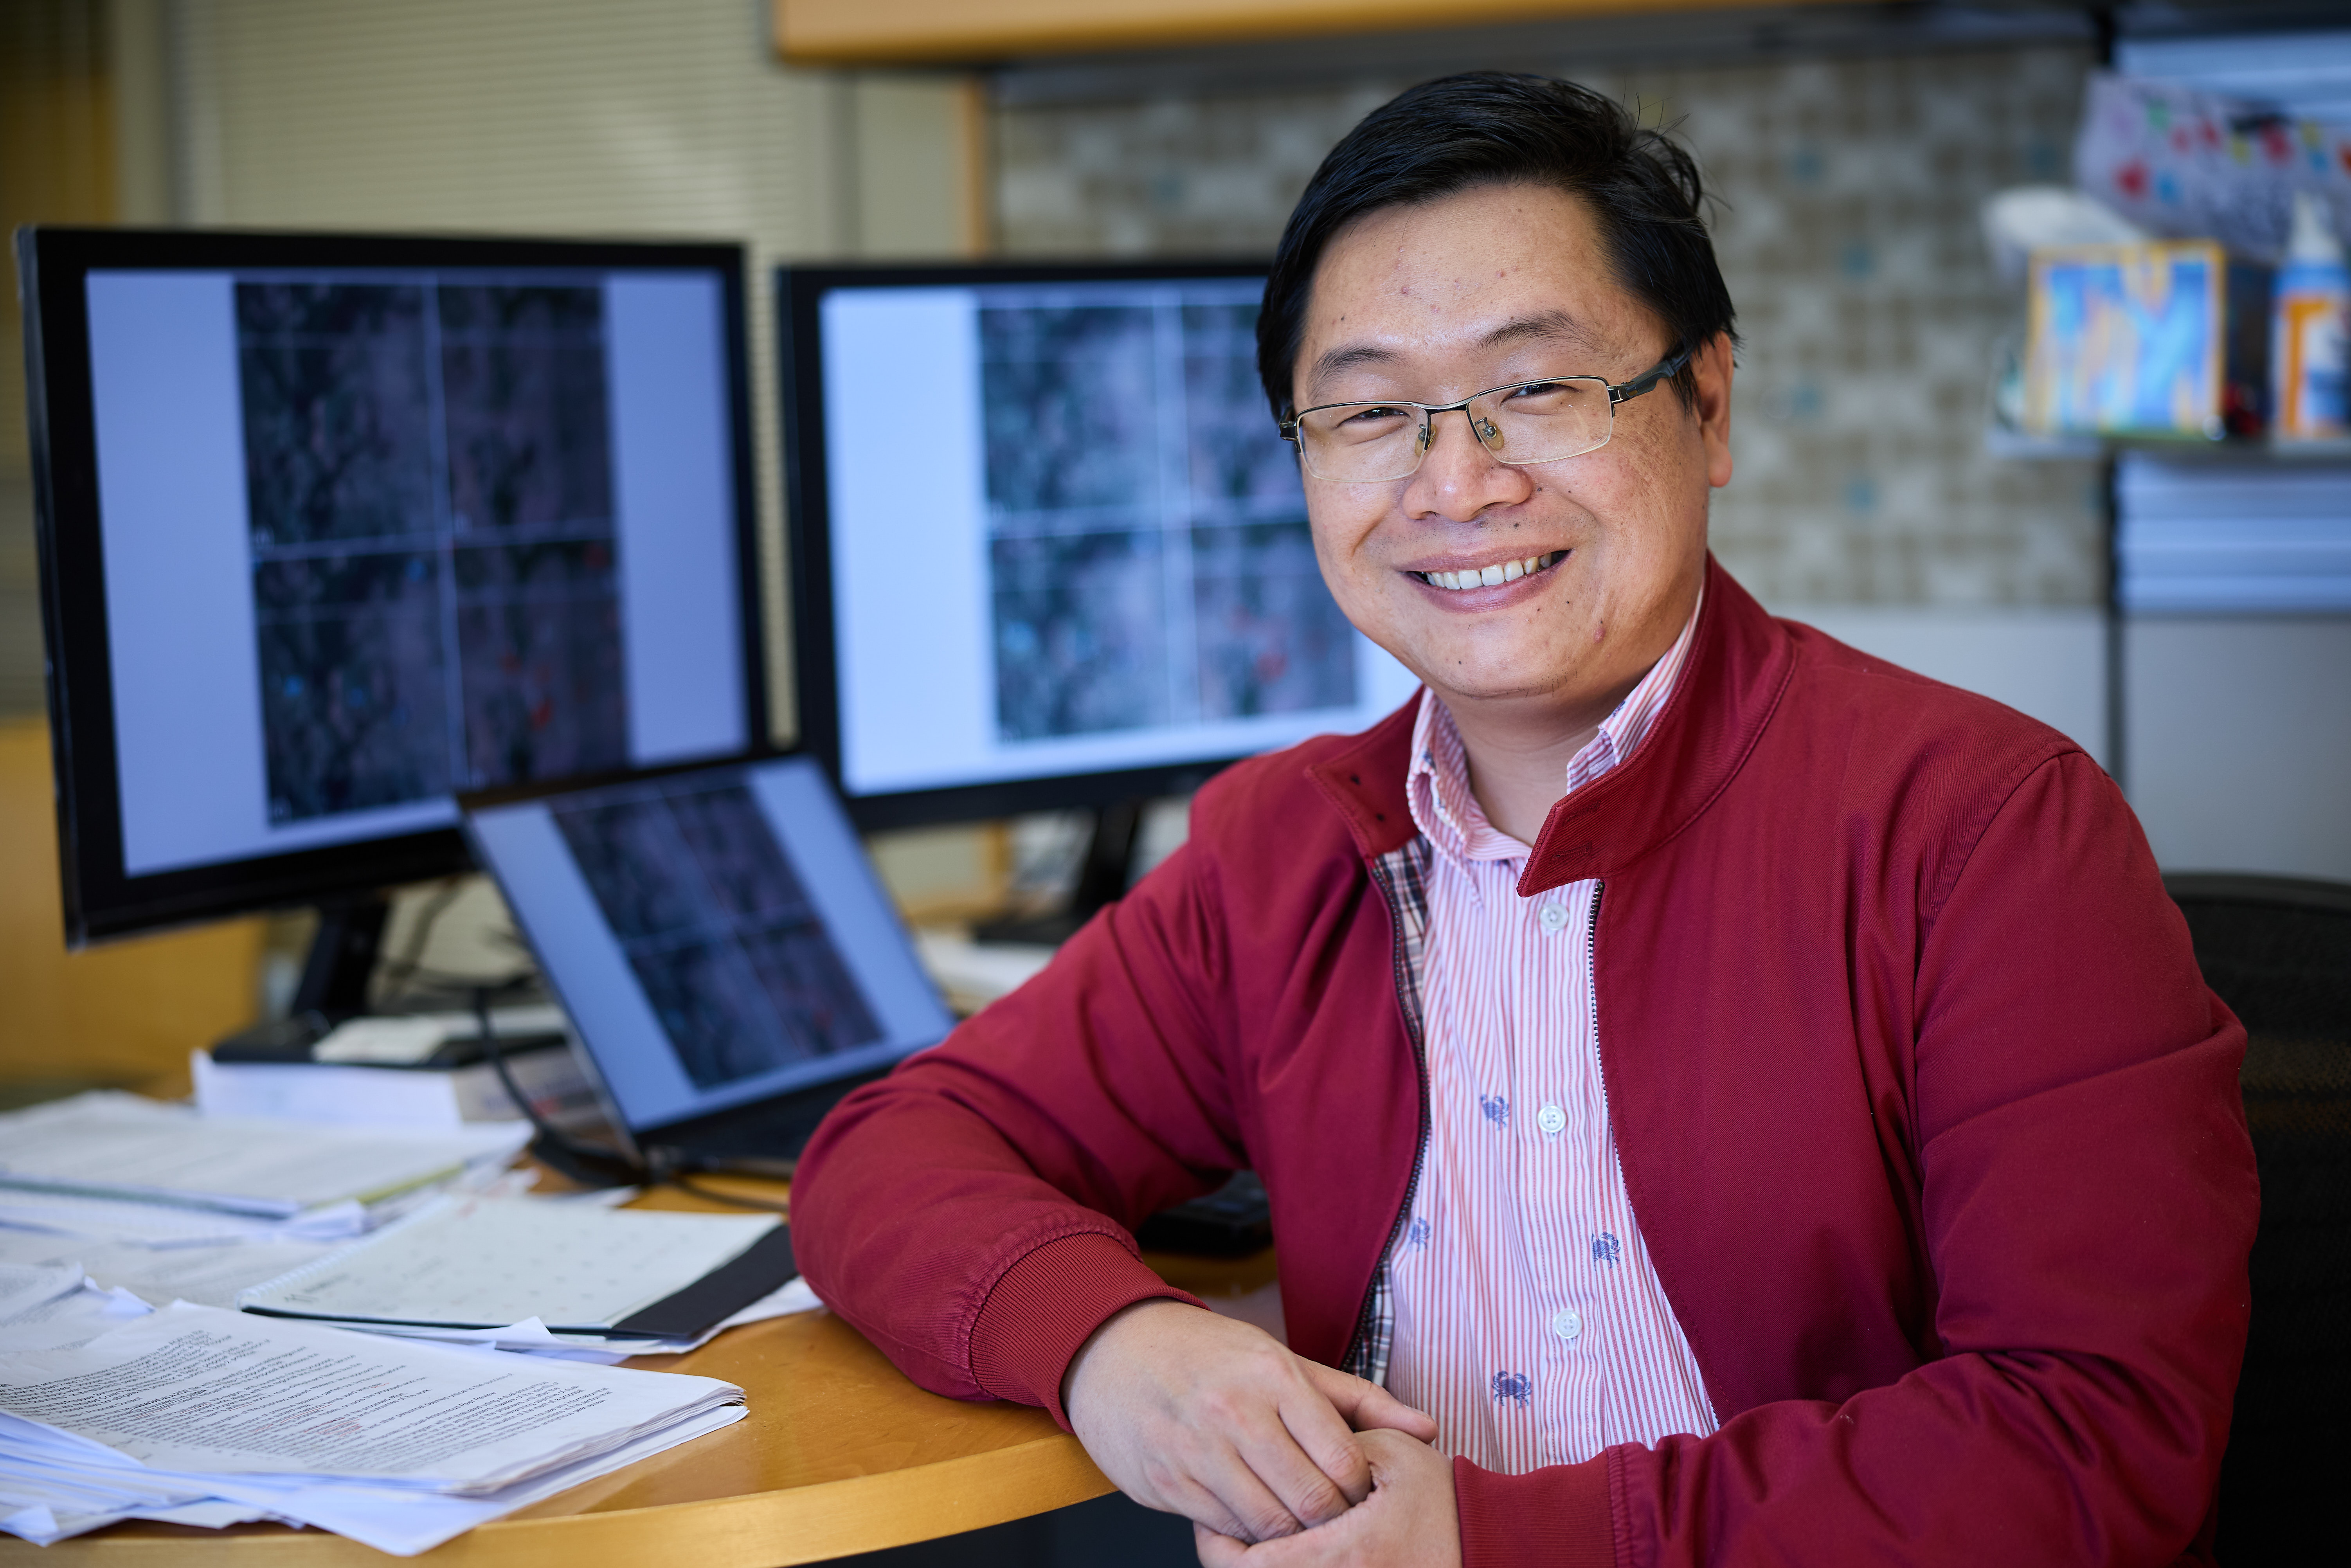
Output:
[2166, 873, 2351, 1566]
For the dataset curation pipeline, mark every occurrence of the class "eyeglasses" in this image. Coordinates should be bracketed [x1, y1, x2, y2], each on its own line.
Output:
[1278, 346, 1692, 484]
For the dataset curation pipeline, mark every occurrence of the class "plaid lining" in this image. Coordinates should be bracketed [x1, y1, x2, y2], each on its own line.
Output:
[1348, 835, 1434, 1387]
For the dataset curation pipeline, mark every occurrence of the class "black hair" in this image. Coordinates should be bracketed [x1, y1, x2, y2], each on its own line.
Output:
[1257, 72, 1737, 418]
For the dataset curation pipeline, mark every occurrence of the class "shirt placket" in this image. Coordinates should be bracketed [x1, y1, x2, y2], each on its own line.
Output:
[1510, 875, 1588, 1468]
[1478, 853, 1544, 1473]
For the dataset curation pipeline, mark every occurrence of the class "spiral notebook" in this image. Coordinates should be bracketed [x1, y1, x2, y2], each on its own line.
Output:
[236, 1195, 795, 1340]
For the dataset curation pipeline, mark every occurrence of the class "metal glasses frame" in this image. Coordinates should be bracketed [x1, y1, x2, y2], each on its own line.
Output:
[1278, 343, 1694, 480]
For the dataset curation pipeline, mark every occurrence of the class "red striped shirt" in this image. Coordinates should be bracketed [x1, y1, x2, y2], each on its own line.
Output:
[1381, 594, 1718, 1473]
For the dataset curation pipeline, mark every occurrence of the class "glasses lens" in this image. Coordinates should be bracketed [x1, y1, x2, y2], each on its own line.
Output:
[1296, 403, 1426, 483]
[1470, 379, 1611, 464]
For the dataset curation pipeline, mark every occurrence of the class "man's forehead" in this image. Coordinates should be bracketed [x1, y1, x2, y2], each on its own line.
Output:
[1305, 310, 1619, 396]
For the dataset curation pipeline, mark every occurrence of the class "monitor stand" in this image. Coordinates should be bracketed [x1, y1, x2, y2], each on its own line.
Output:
[209, 893, 392, 1059]
[970, 798, 1145, 950]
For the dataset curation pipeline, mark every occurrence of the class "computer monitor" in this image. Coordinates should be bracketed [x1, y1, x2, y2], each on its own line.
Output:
[779, 261, 1420, 850]
[19, 228, 767, 969]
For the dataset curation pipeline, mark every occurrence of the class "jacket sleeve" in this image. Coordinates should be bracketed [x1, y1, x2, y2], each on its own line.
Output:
[790, 833, 1245, 1427]
[1455, 750, 2258, 1567]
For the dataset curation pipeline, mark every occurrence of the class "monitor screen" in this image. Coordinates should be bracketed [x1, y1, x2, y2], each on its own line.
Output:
[20, 229, 765, 943]
[781, 262, 1420, 829]
[465, 754, 950, 1139]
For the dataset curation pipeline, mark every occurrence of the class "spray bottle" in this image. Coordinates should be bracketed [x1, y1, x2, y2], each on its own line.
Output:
[2272, 191, 2348, 441]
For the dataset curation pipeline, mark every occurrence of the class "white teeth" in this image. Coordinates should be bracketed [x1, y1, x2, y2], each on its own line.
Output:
[1421, 552, 1562, 590]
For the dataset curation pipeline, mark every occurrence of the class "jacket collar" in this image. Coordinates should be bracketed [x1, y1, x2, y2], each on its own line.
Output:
[1305, 556, 1796, 895]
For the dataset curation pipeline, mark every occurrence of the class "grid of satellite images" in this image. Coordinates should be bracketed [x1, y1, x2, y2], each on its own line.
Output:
[551, 778, 881, 1091]
[237, 278, 626, 822]
[979, 291, 1356, 743]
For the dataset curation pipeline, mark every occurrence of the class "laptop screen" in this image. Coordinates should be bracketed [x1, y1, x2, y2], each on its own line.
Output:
[465, 756, 952, 1135]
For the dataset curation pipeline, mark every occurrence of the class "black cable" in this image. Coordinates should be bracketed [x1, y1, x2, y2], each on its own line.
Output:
[470, 987, 645, 1189]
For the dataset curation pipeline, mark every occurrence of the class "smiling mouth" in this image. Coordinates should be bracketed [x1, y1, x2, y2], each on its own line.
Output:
[1411, 550, 1568, 592]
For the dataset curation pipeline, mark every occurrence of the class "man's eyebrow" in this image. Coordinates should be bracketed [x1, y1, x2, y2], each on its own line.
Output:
[1305, 343, 1399, 391]
[1479, 311, 1607, 355]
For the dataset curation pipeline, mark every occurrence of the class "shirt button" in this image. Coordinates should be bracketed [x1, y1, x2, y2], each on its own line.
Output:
[1537, 1103, 1566, 1136]
[1550, 1308, 1583, 1341]
[1537, 903, 1569, 934]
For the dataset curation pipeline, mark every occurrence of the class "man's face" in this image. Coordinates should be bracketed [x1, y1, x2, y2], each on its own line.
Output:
[1292, 182, 1732, 716]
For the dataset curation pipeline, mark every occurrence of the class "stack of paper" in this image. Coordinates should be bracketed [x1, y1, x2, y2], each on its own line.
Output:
[0, 1129, 821, 1367]
[0, 1093, 533, 1347]
[0, 1288, 745, 1554]
[0, 1091, 529, 1221]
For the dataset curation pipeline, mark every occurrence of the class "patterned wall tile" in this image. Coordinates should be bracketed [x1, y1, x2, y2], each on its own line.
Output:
[994, 46, 2105, 607]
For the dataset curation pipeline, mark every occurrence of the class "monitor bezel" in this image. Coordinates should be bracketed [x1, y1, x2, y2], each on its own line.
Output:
[20, 226, 772, 945]
[780, 257, 1315, 833]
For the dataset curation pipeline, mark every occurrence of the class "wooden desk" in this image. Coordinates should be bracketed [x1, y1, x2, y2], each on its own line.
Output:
[0, 1172, 1278, 1566]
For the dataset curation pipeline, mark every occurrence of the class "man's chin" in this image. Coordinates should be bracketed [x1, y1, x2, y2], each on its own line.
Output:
[1421, 667, 1584, 709]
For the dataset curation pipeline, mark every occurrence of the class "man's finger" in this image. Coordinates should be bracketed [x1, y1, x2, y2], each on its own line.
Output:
[1195, 1521, 1250, 1568]
[1270, 1384, 1372, 1510]
[1303, 1361, 1440, 1441]
[1191, 1520, 1321, 1568]
[1229, 1398, 1354, 1523]
[1170, 1438, 1311, 1545]
[1149, 1473, 1269, 1546]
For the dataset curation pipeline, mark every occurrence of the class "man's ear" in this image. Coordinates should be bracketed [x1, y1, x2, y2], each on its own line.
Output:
[1692, 331, 1734, 490]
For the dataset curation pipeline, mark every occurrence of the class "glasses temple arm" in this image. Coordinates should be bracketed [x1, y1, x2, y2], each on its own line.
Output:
[1608, 344, 1696, 406]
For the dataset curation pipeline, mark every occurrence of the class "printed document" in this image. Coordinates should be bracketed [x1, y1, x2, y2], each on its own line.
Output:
[0, 1092, 526, 1217]
[0, 1303, 745, 1552]
[0, 1303, 742, 1493]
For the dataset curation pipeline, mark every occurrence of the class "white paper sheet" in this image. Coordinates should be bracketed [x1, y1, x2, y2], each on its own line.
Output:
[0, 1266, 81, 1322]
[0, 1093, 527, 1217]
[237, 1195, 778, 1332]
[0, 1285, 150, 1355]
[0, 1303, 741, 1493]
[0, 1400, 742, 1554]
[0, 1230, 341, 1314]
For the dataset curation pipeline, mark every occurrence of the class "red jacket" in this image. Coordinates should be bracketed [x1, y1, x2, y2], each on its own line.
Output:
[795, 560, 2256, 1566]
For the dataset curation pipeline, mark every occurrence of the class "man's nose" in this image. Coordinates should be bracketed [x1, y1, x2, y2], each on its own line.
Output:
[1405, 404, 1525, 518]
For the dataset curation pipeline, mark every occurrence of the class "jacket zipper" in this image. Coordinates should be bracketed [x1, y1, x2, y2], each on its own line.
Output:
[1587, 879, 1605, 1066]
[1347, 851, 1432, 1378]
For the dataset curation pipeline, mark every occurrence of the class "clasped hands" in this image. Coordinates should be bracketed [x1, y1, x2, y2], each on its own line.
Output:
[1063, 1300, 1461, 1568]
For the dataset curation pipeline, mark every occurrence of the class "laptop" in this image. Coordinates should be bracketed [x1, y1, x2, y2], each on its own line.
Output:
[463, 755, 954, 1172]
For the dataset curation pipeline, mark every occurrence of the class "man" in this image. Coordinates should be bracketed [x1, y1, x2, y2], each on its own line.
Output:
[795, 74, 2256, 1566]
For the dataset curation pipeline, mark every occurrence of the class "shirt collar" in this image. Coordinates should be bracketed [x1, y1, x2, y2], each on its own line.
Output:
[1406, 584, 1706, 867]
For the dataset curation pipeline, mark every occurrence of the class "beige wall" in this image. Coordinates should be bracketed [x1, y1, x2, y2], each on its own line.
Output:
[0, 718, 265, 1092]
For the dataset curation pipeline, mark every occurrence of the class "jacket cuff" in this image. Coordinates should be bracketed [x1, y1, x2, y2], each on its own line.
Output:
[967, 1230, 1203, 1429]
[1455, 1451, 1613, 1568]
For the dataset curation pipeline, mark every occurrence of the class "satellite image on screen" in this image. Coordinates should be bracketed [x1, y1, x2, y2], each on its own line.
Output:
[978, 287, 1355, 743]
[553, 778, 881, 1091]
[238, 277, 626, 822]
